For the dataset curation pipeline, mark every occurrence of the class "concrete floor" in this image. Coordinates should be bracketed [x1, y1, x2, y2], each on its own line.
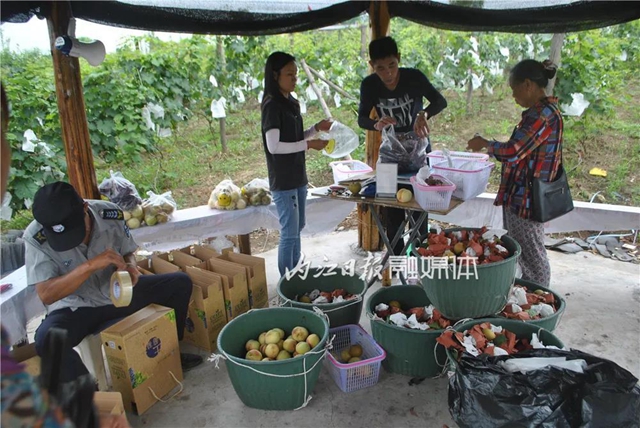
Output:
[129, 229, 640, 428]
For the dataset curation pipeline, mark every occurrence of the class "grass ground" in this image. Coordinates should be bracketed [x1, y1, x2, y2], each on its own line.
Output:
[3, 81, 639, 233]
[96, 80, 639, 209]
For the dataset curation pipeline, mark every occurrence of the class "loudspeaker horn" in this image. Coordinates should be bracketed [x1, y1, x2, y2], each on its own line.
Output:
[54, 19, 105, 66]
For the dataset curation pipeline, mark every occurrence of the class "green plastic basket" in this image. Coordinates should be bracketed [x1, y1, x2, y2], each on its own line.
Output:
[366, 285, 447, 378]
[217, 307, 329, 410]
[445, 318, 565, 369]
[418, 228, 522, 319]
[277, 268, 366, 328]
[490, 278, 566, 332]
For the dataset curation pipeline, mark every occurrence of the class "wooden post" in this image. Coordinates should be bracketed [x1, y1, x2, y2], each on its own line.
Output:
[47, 1, 99, 199]
[547, 33, 565, 95]
[360, 22, 368, 60]
[216, 36, 227, 153]
[358, 0, 390, 252]
[238, 234, 251, 255]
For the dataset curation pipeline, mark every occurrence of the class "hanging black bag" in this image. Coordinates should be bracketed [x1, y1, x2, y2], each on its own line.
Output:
[530, 163, 574, 222]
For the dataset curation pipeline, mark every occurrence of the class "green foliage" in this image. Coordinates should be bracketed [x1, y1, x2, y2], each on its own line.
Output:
[1, 20, 638, 215]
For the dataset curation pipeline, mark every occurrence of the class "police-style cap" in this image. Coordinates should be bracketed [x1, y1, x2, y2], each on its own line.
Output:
[32, 182, 87, 251]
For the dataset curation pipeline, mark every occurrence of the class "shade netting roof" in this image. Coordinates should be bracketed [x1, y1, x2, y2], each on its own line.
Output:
[2, 1, 639, 35]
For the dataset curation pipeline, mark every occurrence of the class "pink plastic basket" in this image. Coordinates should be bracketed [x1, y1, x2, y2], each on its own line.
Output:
[325, 324, 386, 393]
[410, 174, 456, 211]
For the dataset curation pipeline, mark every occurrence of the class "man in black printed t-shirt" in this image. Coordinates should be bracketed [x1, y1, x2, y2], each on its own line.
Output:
[358, 36, 447, 256]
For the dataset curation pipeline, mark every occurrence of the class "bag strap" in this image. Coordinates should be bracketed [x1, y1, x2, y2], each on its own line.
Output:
[528, 143, 564, 186]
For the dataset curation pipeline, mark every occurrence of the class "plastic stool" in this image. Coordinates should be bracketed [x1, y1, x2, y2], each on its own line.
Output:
[74, 318, 124, 391]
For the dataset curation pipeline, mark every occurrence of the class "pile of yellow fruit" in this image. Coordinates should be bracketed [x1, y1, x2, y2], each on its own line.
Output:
[244, 326, 321, 361]
[336, 344, 364, 364]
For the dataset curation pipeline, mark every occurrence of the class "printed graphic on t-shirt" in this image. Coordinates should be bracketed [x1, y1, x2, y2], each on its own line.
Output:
[377, 94, 414, 128]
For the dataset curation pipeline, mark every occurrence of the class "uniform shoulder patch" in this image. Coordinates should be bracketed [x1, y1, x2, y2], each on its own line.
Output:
[124, 223, 131, 238]
[33, 228, 47, 245]
[101, 208, 124, 220]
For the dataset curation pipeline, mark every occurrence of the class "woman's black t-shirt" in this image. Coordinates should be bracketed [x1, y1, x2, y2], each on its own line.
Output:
[261, 95, 308, 191]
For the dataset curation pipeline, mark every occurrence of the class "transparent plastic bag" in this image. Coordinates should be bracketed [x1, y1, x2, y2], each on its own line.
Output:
[321, 121, 359, 158]
[379, 127, 429, 173]
[241, 178, 272, 206]
[141, 190, 177, 226]
[208, 179, 246, 210]
[98, 170, 142, 211]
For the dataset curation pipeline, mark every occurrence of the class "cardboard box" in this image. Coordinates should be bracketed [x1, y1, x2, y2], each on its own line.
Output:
[157, 251, 202, 272]
[220, 249, 269, 309]
[94, 391, 126, 417]
[101, 304, 183, 415]
[183, 266, 227, 351]
[11, 343, 41, 377]
[179, 245, 219, 262]
[136, 256, 181, 276]
[197, 259, 250, 320]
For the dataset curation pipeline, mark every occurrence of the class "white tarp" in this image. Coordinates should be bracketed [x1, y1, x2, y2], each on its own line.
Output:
[431, 193, 640, 233]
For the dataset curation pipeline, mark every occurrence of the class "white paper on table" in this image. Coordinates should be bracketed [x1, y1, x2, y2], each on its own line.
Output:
[376, 163, 398, 197]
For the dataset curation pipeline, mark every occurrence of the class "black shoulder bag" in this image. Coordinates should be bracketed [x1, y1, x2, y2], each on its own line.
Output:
[529, 160, 574, 223]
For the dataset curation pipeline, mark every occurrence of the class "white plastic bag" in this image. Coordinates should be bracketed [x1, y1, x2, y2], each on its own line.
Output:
[379, 126, 429, 173]
[322, 121, 359, 158]
[141, 190, 177, 226]
[499, 357, 587, 374]
[241, 178, 272, 206]
[98, 170, 142, 211]
[208, 179, 246, 210]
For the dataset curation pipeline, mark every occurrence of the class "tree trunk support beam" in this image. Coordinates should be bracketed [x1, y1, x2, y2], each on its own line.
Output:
[47, 1, 99, 199]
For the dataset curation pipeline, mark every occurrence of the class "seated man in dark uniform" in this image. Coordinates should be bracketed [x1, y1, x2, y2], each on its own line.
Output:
[23, 181, 202, 386]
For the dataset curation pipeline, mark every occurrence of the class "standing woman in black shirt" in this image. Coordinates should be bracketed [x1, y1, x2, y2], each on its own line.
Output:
[358, 37, 448, 256]
[261, 52, 332, 276]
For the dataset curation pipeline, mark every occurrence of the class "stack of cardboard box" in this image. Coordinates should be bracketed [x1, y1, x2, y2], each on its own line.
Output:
[100, 245, 268, 414]
[139, 245, 268, 353]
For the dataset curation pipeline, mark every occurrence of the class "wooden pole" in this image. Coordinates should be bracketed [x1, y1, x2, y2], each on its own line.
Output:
[47, 1, 99, 200]
[547, 33, 565, 95]
[216, 36, 227, 153]
[306, 64, 356, 100]
[360, 22, 368, 60]
[300, 59, 332, 118]
[358, 0, 390, 252]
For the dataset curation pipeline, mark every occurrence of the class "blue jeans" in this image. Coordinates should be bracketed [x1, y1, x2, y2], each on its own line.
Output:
[272, 185, 307, 276]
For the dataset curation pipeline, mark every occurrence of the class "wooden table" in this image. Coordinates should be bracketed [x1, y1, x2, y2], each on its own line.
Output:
[312, 186, 463, 288]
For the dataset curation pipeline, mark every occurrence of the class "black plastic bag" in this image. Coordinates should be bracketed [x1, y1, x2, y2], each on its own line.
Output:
[40, 328, 99, 428]
[449, 348, 640, 428]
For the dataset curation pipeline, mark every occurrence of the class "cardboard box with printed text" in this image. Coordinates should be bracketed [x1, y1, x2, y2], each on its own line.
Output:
[100, 304, 183, 415]
[219, 249, 269, 309]
[182, 266, 227, 351]
[197, 259, 249, 320]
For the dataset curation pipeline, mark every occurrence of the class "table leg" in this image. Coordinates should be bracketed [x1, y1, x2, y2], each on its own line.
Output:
[238, 234, 251, 255]
[367, 207, 410, 289]
[366, 209, 429, 289]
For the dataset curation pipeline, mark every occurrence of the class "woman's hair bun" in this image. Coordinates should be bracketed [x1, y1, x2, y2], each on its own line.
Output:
[542, 59, 558, 79]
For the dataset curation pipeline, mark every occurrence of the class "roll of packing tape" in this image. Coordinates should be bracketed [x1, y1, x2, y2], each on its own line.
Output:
[111, 271, 133, 307]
